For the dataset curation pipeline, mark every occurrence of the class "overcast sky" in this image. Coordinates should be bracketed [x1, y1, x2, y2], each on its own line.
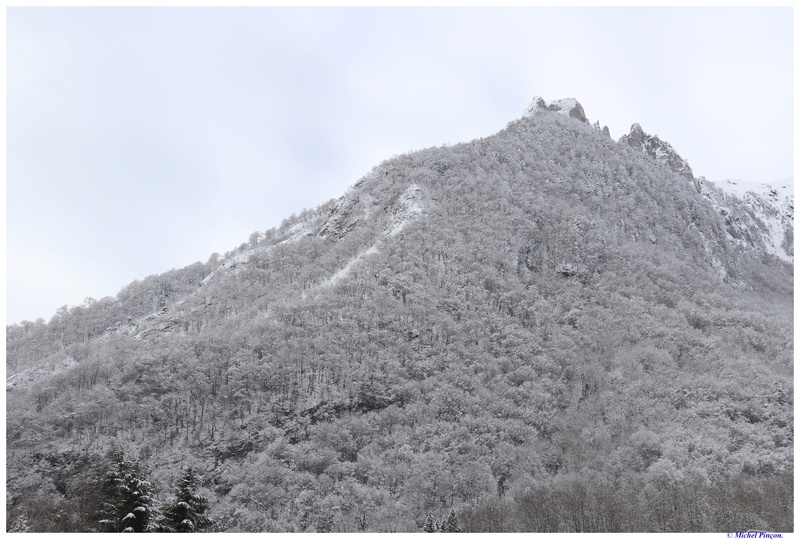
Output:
[6, 6, 794, 324]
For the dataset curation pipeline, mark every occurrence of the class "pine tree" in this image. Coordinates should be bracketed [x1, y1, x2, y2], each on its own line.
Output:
[443, 509, 461, 532]
[156, 467, 212, 532]
[423, 512, 437, 532]
[96, 451, 154, 532]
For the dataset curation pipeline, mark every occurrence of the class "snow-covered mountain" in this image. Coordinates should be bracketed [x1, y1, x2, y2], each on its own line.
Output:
[701, 177, 794, 262]
[7, 96, 793, 533]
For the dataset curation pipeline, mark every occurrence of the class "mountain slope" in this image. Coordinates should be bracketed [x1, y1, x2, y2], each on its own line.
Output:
[710, 177, 794, 262]
[6, 98, 793, 533]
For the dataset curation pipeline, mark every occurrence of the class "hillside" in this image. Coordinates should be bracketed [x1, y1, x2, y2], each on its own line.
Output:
[6, 97, 793, 532]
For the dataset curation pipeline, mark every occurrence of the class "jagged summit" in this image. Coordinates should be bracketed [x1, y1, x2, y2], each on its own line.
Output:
[524, 96, 588, 123]
[524, 99, 694, 181]
[619, 122, 694, 181]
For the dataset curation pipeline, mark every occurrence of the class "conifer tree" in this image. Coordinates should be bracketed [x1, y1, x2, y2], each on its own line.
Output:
[96, 451, 154, 532]
[443, 509, 461, 532]
[423, 512, 437, 532]
[156, 467, 212, 532]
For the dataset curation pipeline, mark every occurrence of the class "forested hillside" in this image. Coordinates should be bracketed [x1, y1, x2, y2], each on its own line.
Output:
[6, 99, 793, 532]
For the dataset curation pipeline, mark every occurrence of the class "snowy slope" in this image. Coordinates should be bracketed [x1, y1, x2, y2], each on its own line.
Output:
[6, 355, 77, 392]
[705, 177, 794, 262]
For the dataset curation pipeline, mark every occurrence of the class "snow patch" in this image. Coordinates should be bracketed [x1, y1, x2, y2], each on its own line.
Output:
[323, 246, 379, 287]
[7, 355, 77, 391]
[714, 178, 794, 201]
[280, 221, 312, 244]
[201, 222, 313, 286]
[711, 177, 794, 262]
[316, 182, 428, 288]
[548, 98, 581, 115]
[385, 183, 425, 236]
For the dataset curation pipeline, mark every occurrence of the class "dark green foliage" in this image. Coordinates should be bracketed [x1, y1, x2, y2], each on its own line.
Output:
[95, 451, 154, 532]
[156, 467, 213, 532]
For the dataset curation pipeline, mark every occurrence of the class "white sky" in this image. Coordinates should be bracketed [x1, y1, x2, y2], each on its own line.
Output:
[5, 6, 795, 324]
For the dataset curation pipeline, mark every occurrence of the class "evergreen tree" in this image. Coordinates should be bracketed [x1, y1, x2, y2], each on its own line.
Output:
[156, 467, 212, 532]
[96, 451, 154, 532]
[443, 509, 461, 532]
[423, 512, 437, 532]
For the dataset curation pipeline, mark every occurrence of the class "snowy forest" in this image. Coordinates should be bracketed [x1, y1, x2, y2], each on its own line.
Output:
[6, 103, 793, 532]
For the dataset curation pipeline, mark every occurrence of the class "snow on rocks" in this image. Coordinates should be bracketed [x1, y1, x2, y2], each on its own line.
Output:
[711, 177, 794, 262]
[323, 246, 380, 287]
[201, 221, 314, 286]
[385, 183, 425, 236]
[6, 355, 77, 392]
[321, 183, 428, 287]
[619, 123, 694, 181]
[524, 96, 588, 123]
[318, 189, 375, 241]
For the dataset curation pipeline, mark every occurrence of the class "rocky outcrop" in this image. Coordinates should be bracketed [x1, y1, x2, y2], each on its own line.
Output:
[524, 96, 588, 123]
[619, 123, 694, 181]
[384, 183, 425, 236]
[318, 190, 373, 241]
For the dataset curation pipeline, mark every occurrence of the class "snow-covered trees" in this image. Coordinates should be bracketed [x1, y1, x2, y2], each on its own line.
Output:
[95, 451, 154, 532]
[95, 458, 212, 533]
[443, 509, 462, 532]
[156, 467, 213, 532]
[422, 510, 461, 532]
[423, 513, 437, 532]
[6, 98, 793, 532]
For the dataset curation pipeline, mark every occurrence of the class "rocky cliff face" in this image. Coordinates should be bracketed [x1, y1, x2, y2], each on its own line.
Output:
[619, 123, 695, 181]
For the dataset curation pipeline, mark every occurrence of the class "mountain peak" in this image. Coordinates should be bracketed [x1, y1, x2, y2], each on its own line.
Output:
[628, 122, 645, 141]
[524, 96, 588, 123]
[619, 122, 694, 180]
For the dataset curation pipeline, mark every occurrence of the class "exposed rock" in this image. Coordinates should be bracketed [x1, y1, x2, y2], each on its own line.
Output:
[704, 177, 794, 263]
[619, 123, 694, 180]
[385, 183, 425, 236]
[524, 96, 588, 123]
[547, 98, 588, 123]
[524, 96, 549, 114]
[624, 123, 646, 151]
[318, 190, 373, 241]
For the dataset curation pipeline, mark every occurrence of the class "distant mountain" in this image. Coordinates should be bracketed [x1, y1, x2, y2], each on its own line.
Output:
[7, 98, 792, 533]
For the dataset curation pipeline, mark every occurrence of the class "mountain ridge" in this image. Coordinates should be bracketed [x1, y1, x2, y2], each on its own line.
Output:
[6, 97, 793, 389]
